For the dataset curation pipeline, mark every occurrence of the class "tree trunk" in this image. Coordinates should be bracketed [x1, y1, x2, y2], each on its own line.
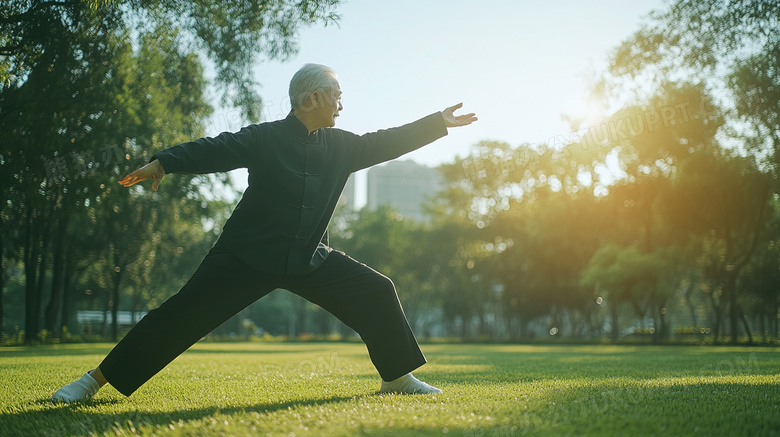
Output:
[28, 207, 52, 343]
[687, 302, 697, 330]
[34, 243, 48, 339]
[658, 302, 667, 342]
[684, 277, 698, 329]
[60, 262, 72, 338]
[738, 304, 753, 345]
[294, 296, 307, 338]
[24, 206, 39, 344]
[610, 301, 619, 342]
[726, 271, 739, 344]
[709, 291, 723, 343]
[101, 288, 110, 338]
[111, 255, 123, 342]
[478, 310, 488, 338]
[44, 249, 63, 336]
[131, 286, 141, 325]
[44, 216, 67, 336]
[0, 232, 4, 340]
[520, 317, 529, 339]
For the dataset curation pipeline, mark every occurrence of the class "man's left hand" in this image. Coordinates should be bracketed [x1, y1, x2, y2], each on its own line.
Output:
[441, 103, 477, 127]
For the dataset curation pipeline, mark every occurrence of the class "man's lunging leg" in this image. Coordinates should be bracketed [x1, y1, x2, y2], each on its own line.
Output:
[286, 251, 441, 394]
[53, 251, 276, 402]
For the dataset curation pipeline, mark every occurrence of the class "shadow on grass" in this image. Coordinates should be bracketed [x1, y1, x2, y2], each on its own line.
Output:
[3, 366, 778, 436]
[419, 346, 779, 382]
[0, 345, 114, 358]
[0, 343, 345, 358]
[3, 394, 364, 437]
[16, 380, 775, 437]
[181, 346, 337, 355]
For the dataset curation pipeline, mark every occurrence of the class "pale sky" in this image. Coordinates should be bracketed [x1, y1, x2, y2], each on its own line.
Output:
[203, 0, 665, 206]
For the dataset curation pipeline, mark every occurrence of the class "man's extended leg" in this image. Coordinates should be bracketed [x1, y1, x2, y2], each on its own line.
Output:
[55, 250, 278, 401]
[284, 250, 438, 393]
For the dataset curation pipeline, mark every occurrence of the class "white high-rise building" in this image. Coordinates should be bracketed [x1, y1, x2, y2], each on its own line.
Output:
[366, 160, 442, 223]
[339, 175, 357, 210]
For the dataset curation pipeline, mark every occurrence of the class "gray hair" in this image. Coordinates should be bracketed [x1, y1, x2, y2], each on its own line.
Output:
[289, 63, 339, 110]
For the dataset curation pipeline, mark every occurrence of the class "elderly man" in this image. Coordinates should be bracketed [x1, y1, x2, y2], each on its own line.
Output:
[53, 63, 477, 402]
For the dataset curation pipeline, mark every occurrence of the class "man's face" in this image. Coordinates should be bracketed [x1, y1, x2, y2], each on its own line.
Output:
[314, 84, 343, 128]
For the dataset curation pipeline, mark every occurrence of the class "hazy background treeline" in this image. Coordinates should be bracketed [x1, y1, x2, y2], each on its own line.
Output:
[1, 0, 777, 345]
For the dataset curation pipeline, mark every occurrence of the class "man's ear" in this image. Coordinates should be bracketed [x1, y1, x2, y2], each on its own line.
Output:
[310, 91, 320, 109]
[296, 91, 317, 112]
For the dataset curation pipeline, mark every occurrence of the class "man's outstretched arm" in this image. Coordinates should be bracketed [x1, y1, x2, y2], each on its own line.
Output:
[345, 103, 478, 172]
[118, 124, 262, 191]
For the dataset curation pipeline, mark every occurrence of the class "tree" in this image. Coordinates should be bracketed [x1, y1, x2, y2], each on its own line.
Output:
[435, 139, 612, 339]
[603, 0, 778, 91]
[582, 244, 659, 341]
[728, 42, 780, 187]
[1, 0, 341, 119]
[602, 0, 779, 180]
[1, 0, 342, 341]
[667, 148, 772, 343]
[740, 203, 780, 342]
[600, 2, 778, 343]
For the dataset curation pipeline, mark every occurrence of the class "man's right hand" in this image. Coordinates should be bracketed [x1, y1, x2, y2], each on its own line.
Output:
[118, 159, 166, 191]
[441, 103, 477, 128]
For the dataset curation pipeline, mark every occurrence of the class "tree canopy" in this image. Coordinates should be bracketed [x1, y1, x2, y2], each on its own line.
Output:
[0, 0, 342, 343]
[1, 0, 341, 120]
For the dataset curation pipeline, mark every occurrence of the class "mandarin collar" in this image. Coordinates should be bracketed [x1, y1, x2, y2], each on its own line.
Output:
[285, 111, 319, 141]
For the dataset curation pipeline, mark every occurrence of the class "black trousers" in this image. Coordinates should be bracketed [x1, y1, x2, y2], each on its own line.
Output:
[99, 248, 427, 396]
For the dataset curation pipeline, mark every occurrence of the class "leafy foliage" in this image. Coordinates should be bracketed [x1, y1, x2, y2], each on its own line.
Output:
[0, 0, 341, 342]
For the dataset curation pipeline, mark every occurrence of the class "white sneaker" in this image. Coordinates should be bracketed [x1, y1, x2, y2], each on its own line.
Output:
[52, 371, 100, 403]
[379, 373, 442, 394]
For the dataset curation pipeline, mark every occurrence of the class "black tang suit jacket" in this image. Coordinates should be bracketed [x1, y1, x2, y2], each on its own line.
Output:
[151, 111, 447, 275]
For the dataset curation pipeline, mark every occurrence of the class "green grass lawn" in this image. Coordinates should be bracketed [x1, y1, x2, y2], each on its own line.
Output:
[1, 342, 778, 436]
